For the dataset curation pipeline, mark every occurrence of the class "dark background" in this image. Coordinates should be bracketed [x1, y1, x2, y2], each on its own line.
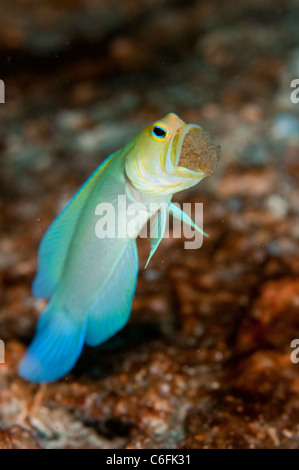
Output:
[0, 0, 299, 449]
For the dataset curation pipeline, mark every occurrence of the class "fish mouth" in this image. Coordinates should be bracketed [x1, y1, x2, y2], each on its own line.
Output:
[167, 124, 221, 177]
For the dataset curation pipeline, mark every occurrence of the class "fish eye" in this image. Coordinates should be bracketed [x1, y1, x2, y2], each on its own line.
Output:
[152, 124, 167, 140]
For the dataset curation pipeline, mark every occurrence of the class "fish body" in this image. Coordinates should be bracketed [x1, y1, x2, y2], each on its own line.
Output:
[19, 113, 220, 382]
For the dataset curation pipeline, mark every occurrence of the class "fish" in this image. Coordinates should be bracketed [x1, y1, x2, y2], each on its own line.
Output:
[19, 113, 220, 383]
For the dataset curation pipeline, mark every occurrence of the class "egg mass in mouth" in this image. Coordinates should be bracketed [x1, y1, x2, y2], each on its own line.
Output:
[178, 127, 221, 176]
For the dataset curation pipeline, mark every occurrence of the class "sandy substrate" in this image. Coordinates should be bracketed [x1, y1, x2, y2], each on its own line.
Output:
[0, 0, 299, 449]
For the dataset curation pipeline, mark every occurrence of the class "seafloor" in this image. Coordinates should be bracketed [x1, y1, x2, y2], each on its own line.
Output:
[0, 0, 299, 449]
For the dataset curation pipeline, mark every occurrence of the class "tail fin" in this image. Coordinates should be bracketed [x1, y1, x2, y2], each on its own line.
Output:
[19, 301, 86, 383]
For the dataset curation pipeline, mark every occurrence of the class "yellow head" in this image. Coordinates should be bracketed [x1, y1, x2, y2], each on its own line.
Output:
[125, 113, 220, 196]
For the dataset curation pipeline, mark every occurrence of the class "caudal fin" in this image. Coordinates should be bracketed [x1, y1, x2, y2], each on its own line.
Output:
[19, 302, 86, 383]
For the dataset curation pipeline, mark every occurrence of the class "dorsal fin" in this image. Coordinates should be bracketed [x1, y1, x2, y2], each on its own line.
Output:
[32, 154, 115, 299]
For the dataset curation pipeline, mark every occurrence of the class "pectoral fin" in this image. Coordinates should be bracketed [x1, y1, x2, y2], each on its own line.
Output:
[168, 201, 209, 237]
[145, 205, 167, 268]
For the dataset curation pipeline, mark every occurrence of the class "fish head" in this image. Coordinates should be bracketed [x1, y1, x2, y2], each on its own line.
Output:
[125, 113, 221, 196]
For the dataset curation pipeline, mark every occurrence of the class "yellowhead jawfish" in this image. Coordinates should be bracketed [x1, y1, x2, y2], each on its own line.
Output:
[19, 113, 220, 382]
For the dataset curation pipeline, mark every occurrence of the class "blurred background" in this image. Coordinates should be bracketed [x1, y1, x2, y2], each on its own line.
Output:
[0, 0, 299, 449]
